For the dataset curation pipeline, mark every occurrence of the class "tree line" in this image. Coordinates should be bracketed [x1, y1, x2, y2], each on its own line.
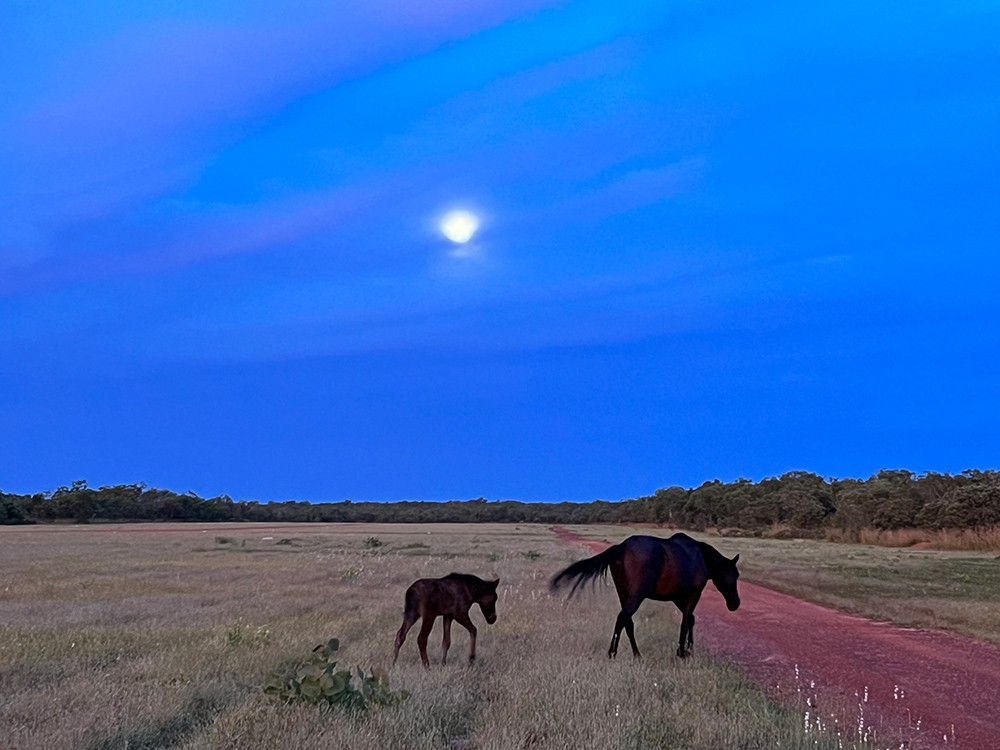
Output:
[3, 470, 998, 532]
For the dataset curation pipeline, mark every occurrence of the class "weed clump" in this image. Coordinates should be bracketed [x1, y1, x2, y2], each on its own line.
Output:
[264, 638, 408, 712]
[226, 621, 271, 648]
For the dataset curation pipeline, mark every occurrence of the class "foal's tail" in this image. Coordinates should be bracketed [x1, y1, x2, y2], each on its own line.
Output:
[549, 544, 625, 599]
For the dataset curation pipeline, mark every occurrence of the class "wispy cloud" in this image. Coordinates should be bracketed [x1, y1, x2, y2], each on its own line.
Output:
[549, 158, 706, 222]
[0, 0, 562, 283]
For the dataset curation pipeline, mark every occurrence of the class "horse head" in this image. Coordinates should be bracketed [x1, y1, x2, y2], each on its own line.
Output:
[712, 553, 741, 611]
[478, 578, 500, 624]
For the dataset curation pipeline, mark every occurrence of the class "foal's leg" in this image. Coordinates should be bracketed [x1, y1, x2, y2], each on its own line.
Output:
[441, 616, 453, 665]
[392, 610, 419, 666]
[416, 615, 436, 668]
[455, 611, 478, 664]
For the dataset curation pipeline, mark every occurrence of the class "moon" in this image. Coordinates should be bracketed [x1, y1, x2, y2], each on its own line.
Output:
[439, 210, 479, 244]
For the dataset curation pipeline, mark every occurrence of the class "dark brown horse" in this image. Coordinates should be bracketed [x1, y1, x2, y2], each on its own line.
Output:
[550, 534, 740, 658]
[392, 573, 499, 667]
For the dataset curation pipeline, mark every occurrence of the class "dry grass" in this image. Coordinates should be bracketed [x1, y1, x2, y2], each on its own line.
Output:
[0, 523, 874, 749]
[839, 526, 1000, 552]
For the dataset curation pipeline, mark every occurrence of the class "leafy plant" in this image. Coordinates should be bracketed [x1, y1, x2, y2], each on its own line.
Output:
[264, 639, 408, 712]
[522, 549, 542, 560]
[341, 565, 362, 580]
[363, 536, 383, 549]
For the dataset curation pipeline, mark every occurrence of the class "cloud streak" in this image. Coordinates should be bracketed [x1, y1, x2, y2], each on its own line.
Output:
[0, 0, 563, 285]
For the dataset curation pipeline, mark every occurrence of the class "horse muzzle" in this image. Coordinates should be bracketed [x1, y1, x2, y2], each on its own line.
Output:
[726, 597, 741, 612]
[486, 613, 497, 624]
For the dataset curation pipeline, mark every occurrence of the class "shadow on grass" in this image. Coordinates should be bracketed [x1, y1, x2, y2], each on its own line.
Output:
[82, 689, 232, 750]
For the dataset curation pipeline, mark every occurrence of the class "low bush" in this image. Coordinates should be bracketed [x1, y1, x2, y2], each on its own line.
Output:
[263, 639, 408, 712]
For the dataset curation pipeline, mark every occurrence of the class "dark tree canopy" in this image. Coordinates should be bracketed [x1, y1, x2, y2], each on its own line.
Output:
[3, 469, 999, 531]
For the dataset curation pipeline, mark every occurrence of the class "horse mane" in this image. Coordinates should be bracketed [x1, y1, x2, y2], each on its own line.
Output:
[695, 540, 732, 574]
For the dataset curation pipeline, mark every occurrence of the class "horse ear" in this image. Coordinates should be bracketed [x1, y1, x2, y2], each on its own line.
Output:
[732, 554, 740, 565]
[491, 578, 500, 589]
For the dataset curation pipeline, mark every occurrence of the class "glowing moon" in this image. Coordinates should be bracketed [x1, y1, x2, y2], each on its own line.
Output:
[439, 210, 479, 244]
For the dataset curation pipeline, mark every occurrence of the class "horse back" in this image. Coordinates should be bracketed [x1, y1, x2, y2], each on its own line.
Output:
[618, 534, 709, 601]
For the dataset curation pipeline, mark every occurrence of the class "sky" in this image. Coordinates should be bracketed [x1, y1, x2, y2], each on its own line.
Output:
[2, 1, 999, 502]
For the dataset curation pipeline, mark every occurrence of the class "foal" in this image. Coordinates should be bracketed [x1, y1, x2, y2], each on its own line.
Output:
[392, 573, 499, 667]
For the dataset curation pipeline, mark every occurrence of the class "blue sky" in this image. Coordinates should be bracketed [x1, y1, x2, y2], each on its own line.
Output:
[2, 1, 998, 501]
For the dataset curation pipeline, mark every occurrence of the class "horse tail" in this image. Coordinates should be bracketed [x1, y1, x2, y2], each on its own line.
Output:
[549, 544, 625, 599]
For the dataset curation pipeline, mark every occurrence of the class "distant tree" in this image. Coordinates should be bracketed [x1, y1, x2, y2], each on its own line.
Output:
[0, 493, 33, 524]
[829, 479, 874, 531]
[867, 469, 923, 529]
[917, 471, 1000, 529]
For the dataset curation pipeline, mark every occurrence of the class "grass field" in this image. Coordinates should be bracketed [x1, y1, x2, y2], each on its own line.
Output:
[1, 522, 946, 750]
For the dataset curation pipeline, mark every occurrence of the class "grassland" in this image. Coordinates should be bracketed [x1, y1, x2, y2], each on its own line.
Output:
[0, 522, 883, 750]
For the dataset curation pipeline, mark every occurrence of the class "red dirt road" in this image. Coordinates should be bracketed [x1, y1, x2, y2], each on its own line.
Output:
[551, 526, 1000, 750]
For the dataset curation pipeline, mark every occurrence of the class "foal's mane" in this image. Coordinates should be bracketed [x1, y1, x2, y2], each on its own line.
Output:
[444, 572, 490, 588]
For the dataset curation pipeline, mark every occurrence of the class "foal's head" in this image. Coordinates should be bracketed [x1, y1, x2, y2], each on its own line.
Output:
[476, 578, 500, 624]
[711, 554, 741, 612]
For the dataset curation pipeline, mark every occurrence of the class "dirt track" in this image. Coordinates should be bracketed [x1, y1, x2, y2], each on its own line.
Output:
[551, 526, 1000, 750]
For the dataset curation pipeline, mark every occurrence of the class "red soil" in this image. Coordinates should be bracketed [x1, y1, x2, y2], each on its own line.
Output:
[550, 526, 1000, 750]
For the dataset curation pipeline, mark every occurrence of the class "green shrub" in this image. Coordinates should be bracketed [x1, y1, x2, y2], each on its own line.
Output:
[264, 639, 408, 712]
[363, 536, 383, 549]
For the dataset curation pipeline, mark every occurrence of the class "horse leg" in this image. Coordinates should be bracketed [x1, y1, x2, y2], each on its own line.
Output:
[416, 615, 436, 668]
[609, 599, 643, 659]
[455, 611, 478, 664]
[623, 614, 641, 658]
[392, 610, 419, 666]
[675, 611, 696, 657]
[608, 613, 622, 659]
[441, 616, 453, 665]
[676, 593, 701, 658]
[676, 608, 692, 658]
